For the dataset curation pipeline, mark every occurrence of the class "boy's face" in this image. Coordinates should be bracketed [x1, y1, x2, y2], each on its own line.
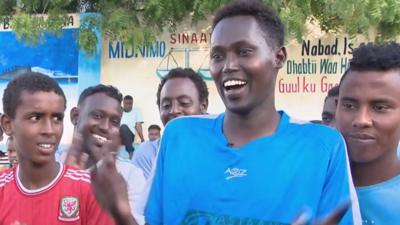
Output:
[2, 91, 64, 165]
[159, 77, 207, 125]
[73, 93, 122, 160]
[336, 70, 400, 163]
[148, 128, 160, 141]
[210, 15, 286, 115]
[123, 99, 133, 112]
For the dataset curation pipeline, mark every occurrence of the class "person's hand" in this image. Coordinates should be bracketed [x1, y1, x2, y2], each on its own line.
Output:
[292, 201, 351, 225]
[90, 152, 137, 225]
[64, 133, 89, 169]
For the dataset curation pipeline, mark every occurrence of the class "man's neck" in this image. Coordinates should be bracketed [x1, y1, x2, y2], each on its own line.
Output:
[223, 106, 281, 148]
[351, 152, 400, 187]
[18, 160, 60, 190]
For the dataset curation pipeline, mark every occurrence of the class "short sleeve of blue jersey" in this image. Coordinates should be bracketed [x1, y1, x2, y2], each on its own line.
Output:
[316, 133, 360, 225]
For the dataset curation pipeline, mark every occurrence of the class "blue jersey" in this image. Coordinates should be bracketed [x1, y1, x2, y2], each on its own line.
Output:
[357, 174, 400, 225]
[145, 112, 360, 225]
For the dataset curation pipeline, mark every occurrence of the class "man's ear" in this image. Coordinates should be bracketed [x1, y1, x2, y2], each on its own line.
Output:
[70, 107, 79, 126]
[1, 114, 13, 136]
[274, 46, 287, 69]
[200, 99, 209, 114]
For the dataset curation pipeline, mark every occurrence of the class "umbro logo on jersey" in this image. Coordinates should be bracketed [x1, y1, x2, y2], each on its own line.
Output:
[59, 196, 80, 222]
[225, 168, 247, 180]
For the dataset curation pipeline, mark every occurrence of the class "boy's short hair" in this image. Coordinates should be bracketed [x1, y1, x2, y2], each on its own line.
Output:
[148, 124, 161, 131]
[123, 95, 133, 101]
[340, 42, 400, 85]
[78, 84, 122, 106]
[156, 68, 209, 108]
[3, 72, 66, 119]
[212, 0, 285, 48]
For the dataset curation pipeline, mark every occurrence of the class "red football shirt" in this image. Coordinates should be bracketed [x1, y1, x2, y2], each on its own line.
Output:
[0, 163, 116, 225]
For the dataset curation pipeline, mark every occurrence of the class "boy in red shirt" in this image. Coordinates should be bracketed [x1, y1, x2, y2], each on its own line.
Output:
[0, 72, 115, 225]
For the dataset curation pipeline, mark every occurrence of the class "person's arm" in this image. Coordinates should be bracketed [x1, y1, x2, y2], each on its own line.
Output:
[68, 133, 140, 225]
[134, 108, 145, 142]
[131, 141, 157, 179]
[135, 122, 145, 143]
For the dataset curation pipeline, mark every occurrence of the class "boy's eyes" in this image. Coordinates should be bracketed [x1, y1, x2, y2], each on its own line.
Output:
[28, 115, 63, 122]
[238, 48, 253, 56]
[341, 102, 355, 110]
[211, 52, 224, 60]
[161, 101, 171, 110]
[111, 118, 121, 126]
[372, 104, 390, 112]
[91, 112, 103, 119]
[53, 115, 64, 122]
[29, 115, 40, 121]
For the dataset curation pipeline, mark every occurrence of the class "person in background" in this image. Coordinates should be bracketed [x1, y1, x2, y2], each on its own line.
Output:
[120, 95, 145, 159]
[321, 85, 339, 127]
[132, 67, 209, 180]
[67, 84, 146, 224]
[147, 125, 161, 142]
[6, 137, 17, 168]
[336, 43, 400, 224]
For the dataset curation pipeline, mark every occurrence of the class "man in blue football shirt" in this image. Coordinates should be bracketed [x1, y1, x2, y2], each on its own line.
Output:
[336, 43, 400, 224]
[144, 0, 361, 224]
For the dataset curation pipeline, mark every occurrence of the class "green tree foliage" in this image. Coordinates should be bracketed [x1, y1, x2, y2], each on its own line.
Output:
[1, 0, 399, 55]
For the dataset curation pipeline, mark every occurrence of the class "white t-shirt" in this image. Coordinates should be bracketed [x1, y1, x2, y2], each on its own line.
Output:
[116, 156, 146, 225]
[121, 107, 144, 134]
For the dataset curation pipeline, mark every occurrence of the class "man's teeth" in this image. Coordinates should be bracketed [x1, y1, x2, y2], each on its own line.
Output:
[223, 80, 247, 88]
[93, 134, 107, 143]
[38, 144, 53, 149]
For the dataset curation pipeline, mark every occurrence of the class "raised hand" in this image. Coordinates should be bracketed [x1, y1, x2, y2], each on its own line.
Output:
[90, 152, 138, 225]
[292, 201, 351, 225]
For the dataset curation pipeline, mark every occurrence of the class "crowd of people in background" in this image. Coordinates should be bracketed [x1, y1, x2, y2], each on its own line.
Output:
[1, 0, 400, 224]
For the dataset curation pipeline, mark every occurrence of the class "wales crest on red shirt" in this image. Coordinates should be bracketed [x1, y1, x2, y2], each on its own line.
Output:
[58, 196, 80, 222]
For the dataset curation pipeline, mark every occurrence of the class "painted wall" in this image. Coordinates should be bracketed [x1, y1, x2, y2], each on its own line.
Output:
[0, 14, 101, 146]
[101, 20, 371, 135]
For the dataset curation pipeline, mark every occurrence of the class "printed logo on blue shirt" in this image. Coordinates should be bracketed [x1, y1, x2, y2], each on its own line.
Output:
[181, 210, 288, 225]
[225, 167, 247, 180]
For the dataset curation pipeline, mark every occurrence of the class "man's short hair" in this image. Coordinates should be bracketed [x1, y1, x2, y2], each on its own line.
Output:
[324, 85, 340, 103]
[327, 85, 339, 98]
[3, 72, 66, 119]
[148, 124, 161, 132]
[156, 68, 209, 108]
[78, 84, 122, 106]
[212, 0, 285, 48]
[340, 42, 400, 85]
[123, 95, 133, 101]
